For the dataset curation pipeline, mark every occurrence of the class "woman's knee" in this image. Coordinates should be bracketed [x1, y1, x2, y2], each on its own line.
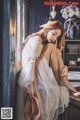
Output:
[43, 43, 57, 63]
[45, 43, 57, 54]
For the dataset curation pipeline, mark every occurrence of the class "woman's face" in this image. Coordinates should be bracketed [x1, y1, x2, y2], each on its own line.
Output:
[46, 29, 61, 43]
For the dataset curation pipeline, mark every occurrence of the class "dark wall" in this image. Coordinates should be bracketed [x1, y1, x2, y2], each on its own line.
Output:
[28, 0, 50, 34]
[28, 0, 80, 40]
[0, 0, 3, 108]
[0, 0, 16, 119]
[10, 1, 16, 119]
[2, 0, 10, 107]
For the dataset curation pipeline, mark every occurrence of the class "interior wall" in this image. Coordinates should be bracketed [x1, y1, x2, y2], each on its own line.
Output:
[0, 0, 3, 108]
[28, 0, 80, 40]
[28, 0, 50, 34]
[0, 0, 16, 119]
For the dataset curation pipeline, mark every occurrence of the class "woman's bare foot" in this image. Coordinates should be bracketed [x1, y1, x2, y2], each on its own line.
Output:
[73, 92, 80, 98]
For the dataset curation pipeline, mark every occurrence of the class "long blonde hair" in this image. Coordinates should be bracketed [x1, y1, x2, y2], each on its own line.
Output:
[21, 21, 65, 51]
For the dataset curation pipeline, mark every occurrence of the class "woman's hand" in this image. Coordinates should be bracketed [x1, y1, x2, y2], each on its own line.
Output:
[61, 65, 68, 77]
[27, 81, 35, 98]
[73, 92, 80, 98]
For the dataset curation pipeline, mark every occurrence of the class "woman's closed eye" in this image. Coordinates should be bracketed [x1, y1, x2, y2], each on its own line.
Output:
[52, 32, 59, 40]
[52, 32, 56, 36]
[53, 31, 60, 38]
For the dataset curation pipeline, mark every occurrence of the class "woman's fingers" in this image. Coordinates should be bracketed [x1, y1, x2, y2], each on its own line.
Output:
[30, 91, 35, 98]
[27, 81, 35, 98]
[30, 87, 35, 98]
[61, 70, 67, 77]
[61, 66, 68, 77]
[61, 71, 68, 77]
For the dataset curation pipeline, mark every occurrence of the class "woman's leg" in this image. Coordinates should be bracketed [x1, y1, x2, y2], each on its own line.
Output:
[50, 47, 77, 93]
[42, 43, 60, 84]
[42, 43, 77, 93]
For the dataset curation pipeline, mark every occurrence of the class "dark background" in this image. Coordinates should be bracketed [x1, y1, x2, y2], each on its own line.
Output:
[28, 0, 80, 39]
[0, 0, 80, 120]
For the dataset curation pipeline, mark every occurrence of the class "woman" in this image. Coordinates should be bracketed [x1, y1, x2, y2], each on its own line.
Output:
[16, 21, 77, 120]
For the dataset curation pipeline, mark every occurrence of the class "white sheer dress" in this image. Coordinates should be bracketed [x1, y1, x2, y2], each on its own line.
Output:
[16, 36, 69, 120]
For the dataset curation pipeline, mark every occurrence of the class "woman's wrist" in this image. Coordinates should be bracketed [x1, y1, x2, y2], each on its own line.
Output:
[64, 65, 68, 71]
[28, 81, 34, 87]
